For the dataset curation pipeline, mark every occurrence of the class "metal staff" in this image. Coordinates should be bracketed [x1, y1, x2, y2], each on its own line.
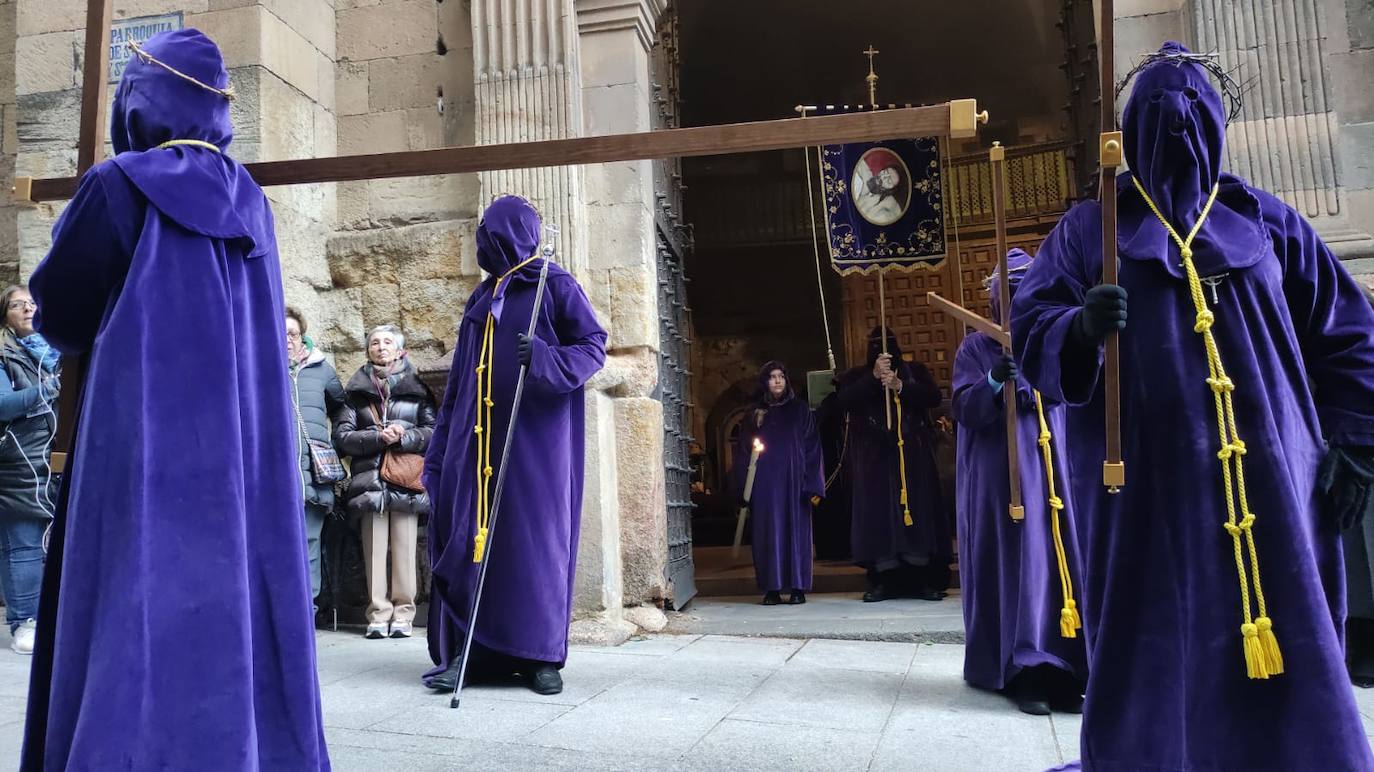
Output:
[452, 224, 558, 709]
[1099, 0, 1126, 493]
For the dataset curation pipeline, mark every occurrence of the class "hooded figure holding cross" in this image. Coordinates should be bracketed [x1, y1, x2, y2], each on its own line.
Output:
[21, 29, 329, 770]
[1013, 42, 1374, 770]
[951, 247, 1087, 716]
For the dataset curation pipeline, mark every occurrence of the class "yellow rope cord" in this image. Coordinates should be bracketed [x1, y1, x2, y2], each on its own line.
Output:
[471, 256, 539, 563]
[1133, 178, 1283, 679]
[894, 390, 912, 527]
[156, 139, 221, 153]
[1033, 390, 1081, 638]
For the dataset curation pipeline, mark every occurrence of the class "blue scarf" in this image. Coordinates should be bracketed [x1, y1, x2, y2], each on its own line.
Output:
[17, 333, 58, 373]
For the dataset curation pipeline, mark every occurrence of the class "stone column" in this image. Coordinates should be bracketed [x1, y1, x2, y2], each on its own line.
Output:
[575, 0, 669, 613]
[472, 0, 587, 276]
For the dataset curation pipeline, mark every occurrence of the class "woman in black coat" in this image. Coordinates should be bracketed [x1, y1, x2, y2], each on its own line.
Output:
[335, 325, 436, 640]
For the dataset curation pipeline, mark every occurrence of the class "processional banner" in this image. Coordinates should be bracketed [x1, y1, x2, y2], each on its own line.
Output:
[814, 106, 946, 275]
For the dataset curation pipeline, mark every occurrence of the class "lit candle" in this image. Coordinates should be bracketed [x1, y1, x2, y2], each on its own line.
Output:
[743, 437, 765, 503]
[733, 438, 766, 559]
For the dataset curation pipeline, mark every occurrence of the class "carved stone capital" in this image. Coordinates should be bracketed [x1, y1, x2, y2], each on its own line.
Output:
[574, 0, 667, 51]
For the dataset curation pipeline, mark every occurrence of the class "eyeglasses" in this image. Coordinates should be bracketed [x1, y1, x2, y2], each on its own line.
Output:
[6, 300, 35, 311]
[286, 331, 303, 340]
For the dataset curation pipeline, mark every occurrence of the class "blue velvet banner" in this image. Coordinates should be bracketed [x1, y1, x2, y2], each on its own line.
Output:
[814, 106, 946, 275]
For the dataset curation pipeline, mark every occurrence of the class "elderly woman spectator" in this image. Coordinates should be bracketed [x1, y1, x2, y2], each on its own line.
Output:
[334, 325, 435, 639]
[0, 285, 59, 655]
[286, 307, 345, 616]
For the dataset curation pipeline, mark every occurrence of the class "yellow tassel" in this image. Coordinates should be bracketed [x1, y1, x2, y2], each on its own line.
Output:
[473, 527, 489, 564]
[1241, 623, 1269, 680]
[903, 511, 913, 527]
[1256, 616, 1284, 675]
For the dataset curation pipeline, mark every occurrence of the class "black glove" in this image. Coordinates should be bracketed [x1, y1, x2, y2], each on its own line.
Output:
[990, 355, 1018, 384]
[517, 333, 534, 367]
[1071, 284, 1128, 345]
[1318, 445, 1374, 531]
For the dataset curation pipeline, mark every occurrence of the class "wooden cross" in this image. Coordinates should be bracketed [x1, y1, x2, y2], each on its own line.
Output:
[1099, 0, 1126, 492]
[925, 141, 1023, 522]
[16, 0, 990, 475]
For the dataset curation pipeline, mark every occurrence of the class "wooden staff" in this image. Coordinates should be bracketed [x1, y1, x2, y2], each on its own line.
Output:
[927, 292, 1009, 347]
[1100, 0, 1126, 492]
[990, 142, 1024, 522]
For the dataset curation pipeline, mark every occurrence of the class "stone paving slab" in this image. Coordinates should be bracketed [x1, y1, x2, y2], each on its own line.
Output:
[669, 593, 967, 643]
[1, 627, 1373, 770]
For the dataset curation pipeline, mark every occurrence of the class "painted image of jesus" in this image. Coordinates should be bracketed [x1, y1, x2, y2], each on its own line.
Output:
[851, 147, 911, 227]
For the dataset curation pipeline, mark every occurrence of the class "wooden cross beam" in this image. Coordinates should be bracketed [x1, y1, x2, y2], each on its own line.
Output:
[19, 101, 989, 202]
[926, 293, 1009, 348]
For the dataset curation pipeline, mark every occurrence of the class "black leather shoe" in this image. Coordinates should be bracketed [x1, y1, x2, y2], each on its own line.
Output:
[862, 585, 892, 603]
[426, 659, 463, 693]
[787, 591, 806, 605]
[912, 588, 946, 602]
[1015, 695, 1052, 716]
[762, 591, 782, 605]
[529, 665, 563, 695]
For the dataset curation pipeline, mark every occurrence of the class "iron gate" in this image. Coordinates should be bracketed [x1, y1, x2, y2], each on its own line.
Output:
[656, 224, 696, 609]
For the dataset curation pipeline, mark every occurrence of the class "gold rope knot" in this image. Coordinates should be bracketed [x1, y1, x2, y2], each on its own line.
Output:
[484, 466, 493, 478]
[484, 398, 494, 408]
[474, 425, 483, 434]
[1241, 622, 1258, 639]
[1223, 521, 1242, 536]
[1048, 496, 1064, 511]
[1239, 513, 1255, 531]
[1194, 309, 1215, 332]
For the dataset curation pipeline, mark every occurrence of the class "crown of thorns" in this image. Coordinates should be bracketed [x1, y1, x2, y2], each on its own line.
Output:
[981, 261, 1030, 290]
[126, 39, 236, 101]
[1115, 50, 1244, 125]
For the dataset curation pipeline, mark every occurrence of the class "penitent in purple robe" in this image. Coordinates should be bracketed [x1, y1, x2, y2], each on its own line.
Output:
[424, 196, 607, 674]
[953, 251, 1087, 692]
[838, 330, 950, 580]
[731, 363, 825, 592]
[22, 30, 329, 771]
[1012, 42, 1374, 771]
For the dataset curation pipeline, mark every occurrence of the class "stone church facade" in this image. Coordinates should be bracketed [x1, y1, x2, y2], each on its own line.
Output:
[0, 0, 1368, 641]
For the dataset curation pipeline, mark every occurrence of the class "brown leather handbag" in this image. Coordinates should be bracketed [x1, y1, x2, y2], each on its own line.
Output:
[370, 403, 426, 493]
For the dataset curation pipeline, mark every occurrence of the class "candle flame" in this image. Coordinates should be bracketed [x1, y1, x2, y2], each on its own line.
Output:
[753, 438, 765, 453]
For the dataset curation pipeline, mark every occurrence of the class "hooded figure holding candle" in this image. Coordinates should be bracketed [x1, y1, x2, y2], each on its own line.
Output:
[423, 195, 607, 697]
[952, 248, 1087, 716]
[732, 361, 825, 605]
[21, 29, 329, 770]
[836, 326, 950, 602]
[1012, 41, 1374, 770]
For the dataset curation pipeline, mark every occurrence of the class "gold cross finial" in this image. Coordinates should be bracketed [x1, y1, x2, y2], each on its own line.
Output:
[864, 45, 880, 106]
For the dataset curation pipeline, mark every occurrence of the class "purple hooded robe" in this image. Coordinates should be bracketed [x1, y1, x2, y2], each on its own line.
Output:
[1012, 43, 1374, 770]
[837, 329, 951, 581]
[424, 196, 607, 674]
[22, 29, 329, 771]
[731, 362, 825, 592]
[952, 249, 1087, 692]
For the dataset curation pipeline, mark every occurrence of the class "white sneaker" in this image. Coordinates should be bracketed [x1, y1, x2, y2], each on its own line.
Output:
[11, 619, 36, 655]
[389, 621, 413, 639]
[365, 623, 387, 639]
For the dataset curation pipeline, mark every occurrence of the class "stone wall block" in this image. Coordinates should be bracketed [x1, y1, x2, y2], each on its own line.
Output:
[615, 395, 666, 604]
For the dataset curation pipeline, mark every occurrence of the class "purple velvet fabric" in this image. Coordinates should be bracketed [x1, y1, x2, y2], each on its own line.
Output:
[837, 329, 950, 575]
[22, 29, 328, 771]
[424, 196, 607, 673]
[731, 362, 825, 592]
[952, 331, 1086, 691]
[1011, 42, 1374, 771]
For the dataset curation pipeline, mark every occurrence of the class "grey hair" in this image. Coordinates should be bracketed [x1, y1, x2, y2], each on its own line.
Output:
[367, 324, 406, 350]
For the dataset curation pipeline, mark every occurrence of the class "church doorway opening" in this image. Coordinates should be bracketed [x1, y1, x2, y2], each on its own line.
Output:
[671, 0, 1095, 610]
